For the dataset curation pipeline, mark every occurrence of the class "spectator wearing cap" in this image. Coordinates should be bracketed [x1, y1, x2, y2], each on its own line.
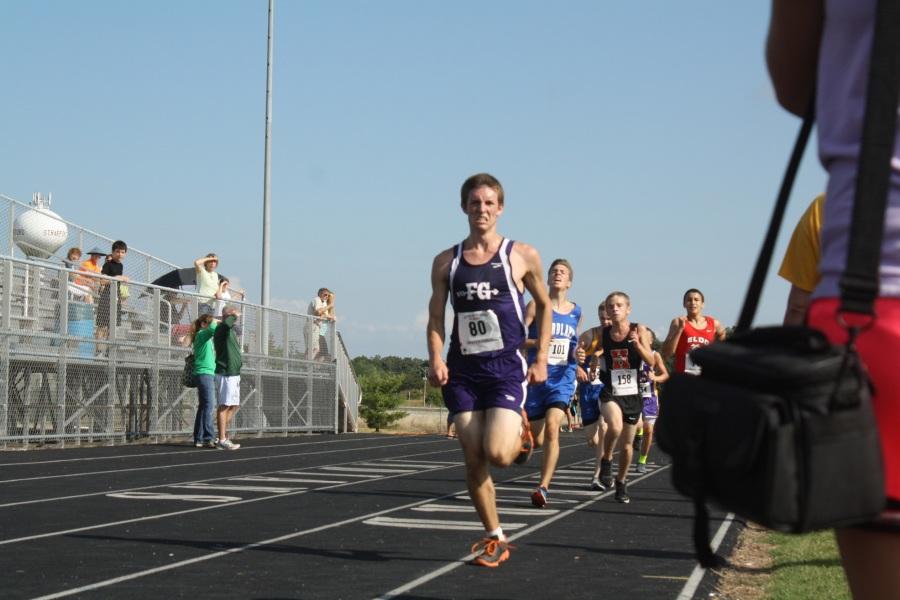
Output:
[79, 247, 106, 297]
[194, 253, 219, 316]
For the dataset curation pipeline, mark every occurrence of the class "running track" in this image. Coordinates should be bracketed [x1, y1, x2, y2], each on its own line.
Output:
[0, 433, 737, 599]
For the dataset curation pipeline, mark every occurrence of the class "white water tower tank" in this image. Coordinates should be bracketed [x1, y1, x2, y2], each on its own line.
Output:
[13, 193, 69, 259]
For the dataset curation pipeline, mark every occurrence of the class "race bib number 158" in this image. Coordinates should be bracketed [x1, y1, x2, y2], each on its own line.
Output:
[611, 368, 638, 396]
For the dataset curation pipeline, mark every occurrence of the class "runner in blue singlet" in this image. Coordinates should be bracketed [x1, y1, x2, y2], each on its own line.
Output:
[576, 303, 612, 490]
[523, 258, 582, 507]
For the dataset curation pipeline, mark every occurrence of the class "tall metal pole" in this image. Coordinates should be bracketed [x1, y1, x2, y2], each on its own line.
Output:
[261, 0, 274, 354]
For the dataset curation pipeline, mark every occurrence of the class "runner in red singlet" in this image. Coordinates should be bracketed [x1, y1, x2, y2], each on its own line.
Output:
[661, 288, 726, 374]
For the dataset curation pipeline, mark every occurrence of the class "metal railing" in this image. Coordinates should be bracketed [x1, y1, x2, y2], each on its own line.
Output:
[0, 254, 359, 447]
[335, 332, 360, 433]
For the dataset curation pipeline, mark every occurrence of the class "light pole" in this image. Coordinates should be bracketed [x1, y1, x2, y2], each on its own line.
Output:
[422, 376, 427, 407]
[260, 0, 274, 354]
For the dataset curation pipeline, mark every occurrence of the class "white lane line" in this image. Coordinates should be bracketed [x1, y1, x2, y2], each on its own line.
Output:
[0, 435, 392, 467]
[168, 484, 303, 494]
[454, 495, 580, 505]
[375, 466, 670, 600]
[280, 471, 378, 479]
[319, 466, 416, 474]
[105, 492, 241, 503]
[28, 478, 480, 600]
[493, 485, 598, 496]
[25, 456, 590, 599]
[676, 513, 736, 600]
[0, 460, 463, 547]
[363, 517, 527, 531]
[532, 474, 596, 481]
[533, 480, 596, 489]
[0, 439, 447, 484]
[412, 504, 559, 516]
[230, 476, 347, 485]
[378, 460, 461, 466]
[0, 445, 459, 509]
[361, 462, 457, 470]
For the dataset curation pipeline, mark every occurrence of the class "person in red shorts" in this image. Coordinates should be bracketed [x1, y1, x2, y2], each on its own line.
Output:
[769, 1, 900, 597]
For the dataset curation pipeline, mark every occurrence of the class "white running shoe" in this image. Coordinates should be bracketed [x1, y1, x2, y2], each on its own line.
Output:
[216, 439, 241, 450]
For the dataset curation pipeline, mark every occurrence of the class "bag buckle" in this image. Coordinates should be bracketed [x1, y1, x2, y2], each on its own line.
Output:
[836, 311, 875, 346]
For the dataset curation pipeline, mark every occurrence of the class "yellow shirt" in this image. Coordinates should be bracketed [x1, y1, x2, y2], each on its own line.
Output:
[778, 194, 825, 293]
[196, 268, 219, 301]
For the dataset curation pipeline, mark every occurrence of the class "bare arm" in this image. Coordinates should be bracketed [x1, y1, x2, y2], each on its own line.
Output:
[516, 243, 550, 385]
[651, 351, 670, 384]
[520, 300, 539, 350]
[715, 319, 728, 341]
[573, 311, 588, 381]
[426, 249, 453, 387]
[194, 255, 215, 271]
[660, 317, 684, 360]
[783, 285, 812, 326]
[766, 0, 825, 116]
[631, 324, 656, 366]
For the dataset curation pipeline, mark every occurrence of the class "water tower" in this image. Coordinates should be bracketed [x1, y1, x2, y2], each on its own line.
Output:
[13, 193, 69, 259]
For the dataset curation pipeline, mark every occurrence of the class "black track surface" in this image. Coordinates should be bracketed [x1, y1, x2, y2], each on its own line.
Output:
[0, 433, 737, 599]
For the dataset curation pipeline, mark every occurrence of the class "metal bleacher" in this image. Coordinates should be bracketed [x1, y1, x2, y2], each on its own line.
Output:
[0, 193, 360, 447]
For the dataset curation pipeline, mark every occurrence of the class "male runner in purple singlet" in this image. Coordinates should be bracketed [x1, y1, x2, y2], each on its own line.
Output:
[427, 173, 551, 567]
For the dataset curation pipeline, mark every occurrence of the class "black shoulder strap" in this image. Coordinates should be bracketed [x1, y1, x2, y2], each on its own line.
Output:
[735, 112, 814, 332]
[838, 0, 900, 314]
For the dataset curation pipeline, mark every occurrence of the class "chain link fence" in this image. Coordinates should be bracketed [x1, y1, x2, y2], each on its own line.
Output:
[0, 254, 358, 447]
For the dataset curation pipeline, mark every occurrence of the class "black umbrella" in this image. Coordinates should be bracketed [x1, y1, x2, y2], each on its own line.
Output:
[151, 268, 228, 290]
[151, 268, 195, 289]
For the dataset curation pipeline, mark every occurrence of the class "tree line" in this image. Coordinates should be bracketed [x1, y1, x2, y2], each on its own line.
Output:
[351, 355, 443, 431]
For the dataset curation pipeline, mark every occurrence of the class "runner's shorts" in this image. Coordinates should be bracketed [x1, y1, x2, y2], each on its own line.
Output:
[601, 391, 642, 425]
[525, 382, 573, 420]
[642, 395, 659, 424]
[443, 353, 526, 415]
[579, 382, 604, 425]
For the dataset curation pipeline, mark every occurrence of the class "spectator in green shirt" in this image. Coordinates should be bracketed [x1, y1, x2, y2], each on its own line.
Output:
[190, 314, 218, 448]
[213, 305, 242, 450]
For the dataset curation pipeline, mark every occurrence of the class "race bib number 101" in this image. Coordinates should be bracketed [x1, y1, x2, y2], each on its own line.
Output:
[458, 310, 504, 355]
[547, 338, 570, 365]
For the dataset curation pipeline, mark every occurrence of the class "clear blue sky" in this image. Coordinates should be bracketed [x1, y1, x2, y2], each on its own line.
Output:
[1, 1, 826, 358]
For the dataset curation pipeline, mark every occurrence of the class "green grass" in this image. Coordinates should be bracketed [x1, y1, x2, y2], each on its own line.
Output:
[767, 530, 850, 600]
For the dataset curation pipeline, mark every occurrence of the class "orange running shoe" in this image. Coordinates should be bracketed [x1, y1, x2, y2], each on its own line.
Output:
[514, 410, 534, 465]
[470, 537, 511, 567]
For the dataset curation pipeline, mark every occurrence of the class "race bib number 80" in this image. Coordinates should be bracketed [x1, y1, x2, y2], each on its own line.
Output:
[458, 310, 504, 355]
